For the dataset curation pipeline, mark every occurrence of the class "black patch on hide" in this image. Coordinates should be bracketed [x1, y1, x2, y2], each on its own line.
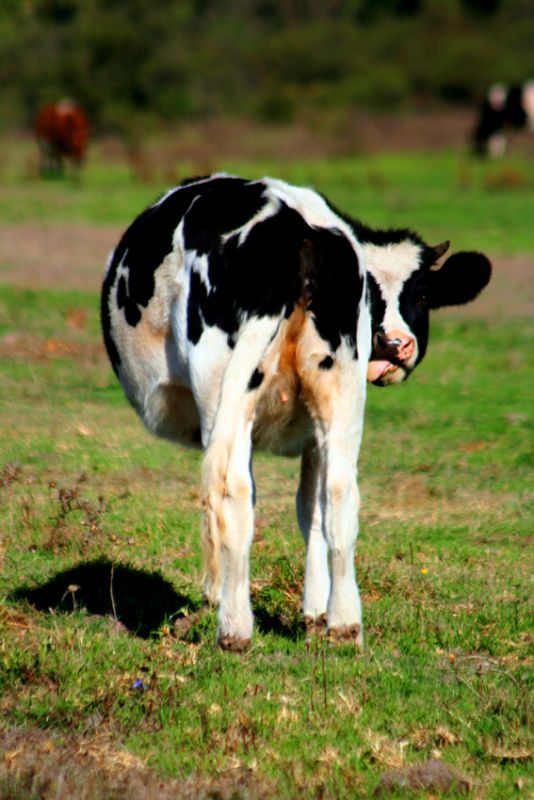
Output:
[318, 355, 334, 370]
[248, 369, 264, 390]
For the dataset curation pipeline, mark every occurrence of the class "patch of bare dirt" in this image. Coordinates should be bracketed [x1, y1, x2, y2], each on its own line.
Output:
[437, 253, 534, 319]
[0, 221, 531, 318]
[0, 330, 104, 362]
[0, 223, 120, 293]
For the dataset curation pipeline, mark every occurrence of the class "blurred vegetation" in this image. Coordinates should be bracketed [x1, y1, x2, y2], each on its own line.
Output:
[0, 0, 533, 135]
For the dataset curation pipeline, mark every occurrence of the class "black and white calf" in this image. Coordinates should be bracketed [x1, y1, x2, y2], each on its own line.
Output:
[472, 79, 534, 157]
[101, 174, 491, 650]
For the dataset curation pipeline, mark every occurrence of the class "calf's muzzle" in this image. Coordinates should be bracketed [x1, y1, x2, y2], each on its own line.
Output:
[372, 329, 415, 364]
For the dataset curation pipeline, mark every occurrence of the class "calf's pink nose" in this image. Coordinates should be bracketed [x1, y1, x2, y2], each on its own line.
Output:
[398, 336, 415, 360]
[386, 329, 415, 361]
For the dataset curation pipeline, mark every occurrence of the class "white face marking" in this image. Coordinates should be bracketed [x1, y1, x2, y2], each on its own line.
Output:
[364, 240, 422, 335]
[363, 240, 424, 384]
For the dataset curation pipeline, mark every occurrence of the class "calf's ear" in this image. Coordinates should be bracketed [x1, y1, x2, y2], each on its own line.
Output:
[428, 251, 492, 309]
[431, 240, 450, 260]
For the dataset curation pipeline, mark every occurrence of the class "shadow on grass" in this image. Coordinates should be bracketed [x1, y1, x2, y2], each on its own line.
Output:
[11, 557, 306, 642]
[11, 558, 202, 639]
[253, 605, 305, 640]
[251, 556, 306, 641]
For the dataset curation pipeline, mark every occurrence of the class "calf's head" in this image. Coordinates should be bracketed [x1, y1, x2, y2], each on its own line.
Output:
[363, 235, 491, 386]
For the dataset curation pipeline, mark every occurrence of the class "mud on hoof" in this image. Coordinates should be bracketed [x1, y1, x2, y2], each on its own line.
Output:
[327, 623, 362, 645]
[218, 635, 252, 653]
[304, 614, 327, 639]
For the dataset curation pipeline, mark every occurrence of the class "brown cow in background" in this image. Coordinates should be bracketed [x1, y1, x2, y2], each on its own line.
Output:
[35, 100, 89, 176]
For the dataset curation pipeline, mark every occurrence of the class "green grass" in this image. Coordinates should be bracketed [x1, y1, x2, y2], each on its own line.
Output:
[0, 141, 533, 798]
[0, 290, 532, 798]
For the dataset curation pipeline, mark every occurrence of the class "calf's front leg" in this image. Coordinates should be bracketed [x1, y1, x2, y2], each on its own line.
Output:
[322, 454, 362, 643]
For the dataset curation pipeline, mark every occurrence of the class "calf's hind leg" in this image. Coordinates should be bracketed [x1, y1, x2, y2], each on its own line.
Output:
[296, 438, 330, 631]
[202, 416, 255, 652]
[199, 316, 281, 650]
[298, 330, 366, 645]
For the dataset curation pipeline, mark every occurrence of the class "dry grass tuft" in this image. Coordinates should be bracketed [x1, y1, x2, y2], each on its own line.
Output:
[0, 729, 274, 800]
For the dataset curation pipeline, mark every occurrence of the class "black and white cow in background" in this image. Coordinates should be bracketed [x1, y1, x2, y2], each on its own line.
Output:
[472, 79, 534, 157]
[101, 174, 491, 651]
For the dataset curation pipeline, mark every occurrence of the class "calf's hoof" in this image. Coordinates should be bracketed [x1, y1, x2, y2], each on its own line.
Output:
[304, 613, 327, 639]
[327, 623, 362, 646]
[218, 635, 251, 653]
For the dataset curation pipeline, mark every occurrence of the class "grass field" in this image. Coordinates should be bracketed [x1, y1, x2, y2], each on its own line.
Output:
[0, 132, 533, 799]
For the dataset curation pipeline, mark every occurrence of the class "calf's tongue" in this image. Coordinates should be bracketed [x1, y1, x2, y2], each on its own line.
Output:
[367, 360, 391, 382]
